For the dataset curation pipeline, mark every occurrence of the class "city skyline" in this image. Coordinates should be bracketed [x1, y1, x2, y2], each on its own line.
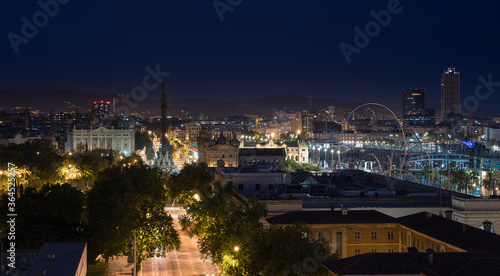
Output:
[2, 2, 500, 274]
[1, 1, 500, 114]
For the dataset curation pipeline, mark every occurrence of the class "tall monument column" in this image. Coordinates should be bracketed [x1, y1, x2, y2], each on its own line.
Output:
[155, 83, 173, 171]
[161, 83, 167, 156]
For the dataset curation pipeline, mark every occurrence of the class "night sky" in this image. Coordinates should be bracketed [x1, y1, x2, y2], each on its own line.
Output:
[2, 0, 500, 114]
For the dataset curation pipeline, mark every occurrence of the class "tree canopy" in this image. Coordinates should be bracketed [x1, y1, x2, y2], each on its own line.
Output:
[178, 170, 335, 275]
[87, 164, 180, 266]
[0, 183, 86, 249]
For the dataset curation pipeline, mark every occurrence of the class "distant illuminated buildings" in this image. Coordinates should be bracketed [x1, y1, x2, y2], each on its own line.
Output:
[402, 88, 425, 116]
[402, 89, 435, 127]
[65, 126, 135, 155]
[91, 101, 110, 125]
[441, 66, 460, 121]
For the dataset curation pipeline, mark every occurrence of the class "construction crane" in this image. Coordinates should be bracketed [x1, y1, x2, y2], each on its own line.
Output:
[243, 114, 262, 132]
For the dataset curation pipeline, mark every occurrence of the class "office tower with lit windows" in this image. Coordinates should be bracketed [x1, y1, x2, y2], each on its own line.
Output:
[93, 101, 110, 121]
[403, 88, 425, 116]
[441, 66, 460, 121]
[402, 88, 435, 127]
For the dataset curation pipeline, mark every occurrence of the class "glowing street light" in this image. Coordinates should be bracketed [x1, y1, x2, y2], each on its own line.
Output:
[467, 183, 477, 196]
[234, 246, 239, 252]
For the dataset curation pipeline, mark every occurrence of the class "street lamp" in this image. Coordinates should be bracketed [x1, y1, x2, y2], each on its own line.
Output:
[330, 150, 334, 171]
[467, 183, 477, 196]
[234, 246, 239, 252]
[337, 150, 340, 169]
[324, 148, 327, 169]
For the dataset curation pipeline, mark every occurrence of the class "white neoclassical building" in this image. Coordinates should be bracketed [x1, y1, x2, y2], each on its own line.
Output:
[65, 126, 135, 155]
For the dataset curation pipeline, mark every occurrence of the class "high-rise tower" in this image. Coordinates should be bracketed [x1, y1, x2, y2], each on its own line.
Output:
[402, 88, 435, 127]
[441, 66, 460, 121]
[402, 88, 425, 117]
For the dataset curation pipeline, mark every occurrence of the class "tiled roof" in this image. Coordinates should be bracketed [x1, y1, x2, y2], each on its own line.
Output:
[324, 252, 497, 275]
[266, 210, 397, 225]
[291, 170, 319, 184]
[423, 256, 500, 276]
[398, 212, 500, 257]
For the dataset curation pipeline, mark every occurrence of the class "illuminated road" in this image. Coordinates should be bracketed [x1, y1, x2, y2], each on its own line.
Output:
[139, 218, 219, 276]
[107, 218, 219, 276]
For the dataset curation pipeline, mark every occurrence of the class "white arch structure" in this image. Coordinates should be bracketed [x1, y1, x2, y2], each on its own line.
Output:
[360, 153, 383, 172]
[341, 103, 407, 169]
[382, 168, 421, 184]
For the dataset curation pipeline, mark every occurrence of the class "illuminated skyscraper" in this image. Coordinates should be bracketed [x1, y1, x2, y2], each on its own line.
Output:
[93, 101, 110, 121]
[441, 66, 460, 121]
[402, 88, 425, 117]
[402, 89, 435, 127]
[91, 100, 110, 125]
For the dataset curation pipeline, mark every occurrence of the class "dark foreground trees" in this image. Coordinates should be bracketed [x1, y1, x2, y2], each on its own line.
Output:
[177, 169, 335, 275]
[1, 161, 180, 271]
[0, 183, 86, 249]
[87, 164, 180, 267]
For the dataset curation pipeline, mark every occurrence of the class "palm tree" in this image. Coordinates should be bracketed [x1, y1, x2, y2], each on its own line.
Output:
[422, 166, 433, 186]
[451, 168, 479, 194]
[484, 168, 500, 196]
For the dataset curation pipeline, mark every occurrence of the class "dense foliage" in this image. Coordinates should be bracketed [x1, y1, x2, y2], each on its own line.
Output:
[87, 164, 180, 266]
[0, 142, 180, 271]
[175, 164, 335, 275]
[286, 159, 322, 172]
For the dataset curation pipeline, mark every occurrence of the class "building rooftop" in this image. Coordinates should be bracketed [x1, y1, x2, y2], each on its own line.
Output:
[266, 210, 397, 225]
[239, 148, 286, 157]
[213, 165, 287, 174]
[398, 212, 500, 257]
[324, 252, 499, 276]
[27, 243, 87, 276]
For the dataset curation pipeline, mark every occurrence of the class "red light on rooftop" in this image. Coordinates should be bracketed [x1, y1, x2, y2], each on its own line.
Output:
[107, 101, 110, 104]
[93, 102, 97, 104]
[100, 101, 104, 103]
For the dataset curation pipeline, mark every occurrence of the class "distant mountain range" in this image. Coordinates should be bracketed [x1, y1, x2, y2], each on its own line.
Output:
[0, 86, 369, 117]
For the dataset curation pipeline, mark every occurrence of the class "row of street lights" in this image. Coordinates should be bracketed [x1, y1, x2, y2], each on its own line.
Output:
[310, 147, 341, 170]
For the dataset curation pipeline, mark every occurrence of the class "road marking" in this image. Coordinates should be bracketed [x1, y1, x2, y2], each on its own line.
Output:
[173, 251, 182, 276]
